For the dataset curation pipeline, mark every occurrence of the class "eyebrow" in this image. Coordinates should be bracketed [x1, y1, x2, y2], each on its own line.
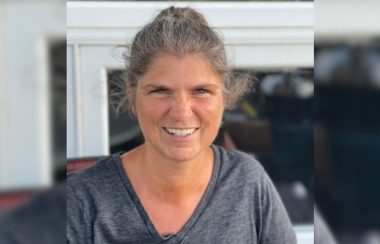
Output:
[194, 84, 220, 89]
[142, 84, 169, 90]
[142, 83, 221, 90]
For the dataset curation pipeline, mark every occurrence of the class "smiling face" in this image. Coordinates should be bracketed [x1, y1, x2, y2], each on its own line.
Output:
[134, 53, 225, 162]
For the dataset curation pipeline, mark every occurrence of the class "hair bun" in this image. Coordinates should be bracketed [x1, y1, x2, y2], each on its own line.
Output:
[153, 6, 209, 27]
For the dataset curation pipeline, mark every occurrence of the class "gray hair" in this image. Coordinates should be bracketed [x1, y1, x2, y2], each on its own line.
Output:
[114, 6, 254, 115]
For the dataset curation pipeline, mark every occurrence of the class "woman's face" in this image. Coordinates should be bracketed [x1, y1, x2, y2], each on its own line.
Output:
[135, 53, 225, 162]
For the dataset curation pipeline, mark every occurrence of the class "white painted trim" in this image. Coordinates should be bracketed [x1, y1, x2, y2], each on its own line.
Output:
[67, 45, 77, 158]
[67, 28, 313, 46]
[36, 37, 53, 187]
[100, 66, 110, 155]
[315, 0, 380, 40]
[67, 1, 313, 45]
[74, 44, 85, 157]
[67, 1, 314, 69]
[75, 45, 124, 157]
[67, 28, 314, 68]
[0, 0, 7, 188]
[67, 1, 313, 28]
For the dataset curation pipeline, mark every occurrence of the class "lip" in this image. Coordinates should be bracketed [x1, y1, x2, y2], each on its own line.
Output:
[163, 126, 198, 129]
[162, 127, 199, 141]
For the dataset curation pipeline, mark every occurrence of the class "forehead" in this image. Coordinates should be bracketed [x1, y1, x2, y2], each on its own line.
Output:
[138, 53, 221, 86]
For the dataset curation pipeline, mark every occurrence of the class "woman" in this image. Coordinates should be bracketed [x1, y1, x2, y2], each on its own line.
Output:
[67, 7, 296, 243]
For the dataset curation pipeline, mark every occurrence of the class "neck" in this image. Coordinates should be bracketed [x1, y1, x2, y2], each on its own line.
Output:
[134, 144, 214, 204]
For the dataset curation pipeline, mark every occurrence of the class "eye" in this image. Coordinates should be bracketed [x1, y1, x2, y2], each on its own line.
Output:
[151, 88, 169, 95]
[193, 88, 209, 95]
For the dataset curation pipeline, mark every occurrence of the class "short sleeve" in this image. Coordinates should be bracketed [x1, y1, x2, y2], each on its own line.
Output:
[258, 172, 297, 244]
[67, 183, 86, 244]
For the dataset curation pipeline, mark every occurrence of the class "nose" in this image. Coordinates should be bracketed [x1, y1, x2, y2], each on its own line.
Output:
[169, 92, 193, 119]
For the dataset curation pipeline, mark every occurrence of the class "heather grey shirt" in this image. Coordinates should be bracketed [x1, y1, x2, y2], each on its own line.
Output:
[67, 145, 296, 244]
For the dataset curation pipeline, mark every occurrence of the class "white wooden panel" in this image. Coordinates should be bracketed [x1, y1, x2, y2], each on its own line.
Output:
[67, 1, 313, 69]
[67, 2, 313, 28]
[78, 45, 124, 157]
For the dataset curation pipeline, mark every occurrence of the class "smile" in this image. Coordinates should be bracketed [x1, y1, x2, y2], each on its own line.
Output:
[163, 127, 198, 136]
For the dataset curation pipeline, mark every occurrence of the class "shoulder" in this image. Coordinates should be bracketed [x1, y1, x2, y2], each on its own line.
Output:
[212, 145, 268, 185]
[67, 154, 120, 193]
[213, 145, 266, 174]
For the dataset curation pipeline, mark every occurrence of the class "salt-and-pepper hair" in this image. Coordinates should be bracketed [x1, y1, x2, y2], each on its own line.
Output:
[114, 6, 254, 115]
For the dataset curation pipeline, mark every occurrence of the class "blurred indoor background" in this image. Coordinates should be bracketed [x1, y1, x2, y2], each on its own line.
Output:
[315, 0, 380, 243]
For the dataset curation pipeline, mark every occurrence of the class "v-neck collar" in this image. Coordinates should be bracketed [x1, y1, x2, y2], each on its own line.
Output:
[112, 145, 221, 242]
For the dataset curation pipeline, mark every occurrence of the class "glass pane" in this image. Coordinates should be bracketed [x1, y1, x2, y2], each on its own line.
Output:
[107, 70, 143, 154]
[50, 39, 66, 182]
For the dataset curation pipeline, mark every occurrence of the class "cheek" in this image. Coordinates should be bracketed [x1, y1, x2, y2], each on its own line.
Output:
[193, 98, 224, 123]
[136, 97, 170, 120]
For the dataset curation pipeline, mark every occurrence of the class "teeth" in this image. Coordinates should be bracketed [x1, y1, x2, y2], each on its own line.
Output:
[165, 128, 196, 136]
